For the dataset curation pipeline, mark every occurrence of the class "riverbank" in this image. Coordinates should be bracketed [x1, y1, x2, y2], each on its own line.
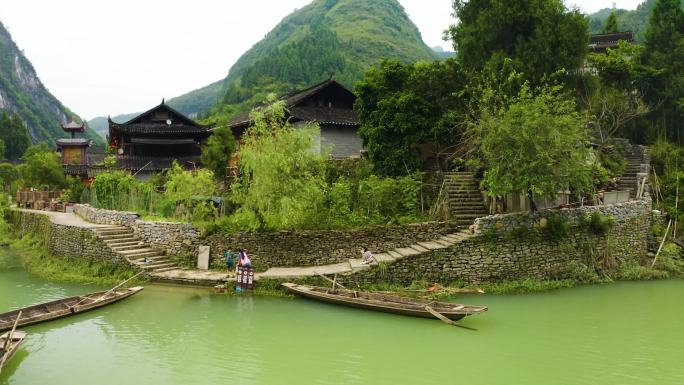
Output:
[4, 235, 142, 287]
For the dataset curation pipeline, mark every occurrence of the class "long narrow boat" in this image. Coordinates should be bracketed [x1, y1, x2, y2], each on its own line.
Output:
[282, 283, 487, 321]
[0, 286, 144, 331]
[0, 330, 26, 374]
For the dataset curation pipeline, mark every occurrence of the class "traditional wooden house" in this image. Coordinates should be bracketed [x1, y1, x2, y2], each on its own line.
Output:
[230, 77, 363, 158]
[108, 100, 213, 176]
[588, 31, 634, 52]
[56, 119, 91, 178]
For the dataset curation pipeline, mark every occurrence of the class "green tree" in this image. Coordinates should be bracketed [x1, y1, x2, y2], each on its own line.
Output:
[201, 124, 236, 182]
[0, 163, 18, 192]
[0, 113, 31, 160]
[475, 84, 592, 210]
[19, 143, 67, 190]
[642, 0, 684, 140]
[355, 59, 468, 176]
[226, 100, 327, 231]
[447, 0, 588, 85]
[603, 11, 620, 33]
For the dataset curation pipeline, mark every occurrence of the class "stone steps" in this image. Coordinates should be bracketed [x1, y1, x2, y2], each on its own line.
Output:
[91, 225, 182, 275]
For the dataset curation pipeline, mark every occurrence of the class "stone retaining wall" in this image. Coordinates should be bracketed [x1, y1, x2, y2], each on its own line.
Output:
[349, 199, 653, 285]
[125, 219, 457, 270]
[131, 220, 200, 257]
[74, 204, 139, 227]
[203, 222, 458, 269]
[8, 210, 126, 265]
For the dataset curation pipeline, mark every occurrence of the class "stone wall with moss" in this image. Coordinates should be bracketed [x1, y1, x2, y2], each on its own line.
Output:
[7, 210, 127, 266]
[349, 199, 653, 285]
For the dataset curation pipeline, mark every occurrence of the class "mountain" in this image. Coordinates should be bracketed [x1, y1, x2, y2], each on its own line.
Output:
[165, 0, 439, 118]
[588, 0, 684, 42]
[0, 21, 102, 145]
[87, 113, 140, 139]
[432, 46, 456, 59]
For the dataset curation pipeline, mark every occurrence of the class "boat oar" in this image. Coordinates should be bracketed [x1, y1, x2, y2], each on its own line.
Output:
[424, 306, 477, 331]
[315, 271, 349, 290]
[70, 271, 143, 310]
[0, 311, 21, 368]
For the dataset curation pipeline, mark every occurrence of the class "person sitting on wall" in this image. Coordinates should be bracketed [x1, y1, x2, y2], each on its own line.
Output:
[237, 248, 253, 269]
[360, 247, 375, 265]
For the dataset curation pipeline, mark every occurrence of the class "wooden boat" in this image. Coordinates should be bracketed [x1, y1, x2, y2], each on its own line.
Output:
[0, 330, 26, 374]
[0, 286, 144, 332]
[282, 283, 487, 321]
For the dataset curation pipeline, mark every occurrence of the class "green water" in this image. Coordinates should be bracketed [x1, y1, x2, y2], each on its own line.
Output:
[1, 250, 683, 385]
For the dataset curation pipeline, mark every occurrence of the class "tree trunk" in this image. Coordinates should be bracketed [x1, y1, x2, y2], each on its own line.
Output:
[527, 189, 538, 212]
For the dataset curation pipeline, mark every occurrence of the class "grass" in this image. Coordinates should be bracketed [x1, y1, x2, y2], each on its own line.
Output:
[10, 236, 144, 287]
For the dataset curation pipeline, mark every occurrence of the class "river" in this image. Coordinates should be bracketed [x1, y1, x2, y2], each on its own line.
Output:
[1, 249, 683, 385]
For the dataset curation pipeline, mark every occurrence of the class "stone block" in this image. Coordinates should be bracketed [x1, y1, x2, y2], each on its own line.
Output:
[197, 245, 210, 270]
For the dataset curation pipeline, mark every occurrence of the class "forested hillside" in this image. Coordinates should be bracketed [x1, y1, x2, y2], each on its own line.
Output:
[588, 0, 684, 42]
[165, 0, 439, 118]
[0, 21, 102, 146]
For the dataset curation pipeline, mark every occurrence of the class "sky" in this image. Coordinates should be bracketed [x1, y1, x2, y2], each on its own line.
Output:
[1, 0, 645, 120]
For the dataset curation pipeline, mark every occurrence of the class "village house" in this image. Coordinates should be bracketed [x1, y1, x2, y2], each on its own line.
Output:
[108, 100, 214, 178]
[230, 77, 364, 159]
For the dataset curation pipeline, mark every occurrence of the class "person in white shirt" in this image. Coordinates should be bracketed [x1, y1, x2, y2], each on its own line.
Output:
[360, 247, 375, 265]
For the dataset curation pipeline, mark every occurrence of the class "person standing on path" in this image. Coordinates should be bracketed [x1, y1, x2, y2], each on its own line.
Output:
[224, 250, 236, 275]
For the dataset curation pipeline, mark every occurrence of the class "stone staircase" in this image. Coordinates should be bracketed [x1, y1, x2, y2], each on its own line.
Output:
[617, 149, 650, 198]
[258, 228, 476, 279]
[92, 226, 181, 274]
[444, 172, 488, 226]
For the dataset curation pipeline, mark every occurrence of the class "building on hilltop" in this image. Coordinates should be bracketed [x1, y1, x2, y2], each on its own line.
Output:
[588, 31, 634, 52]
[230, 77, 364, 159]
[108, 100, 214, 177]
[56, 118, 91, 178]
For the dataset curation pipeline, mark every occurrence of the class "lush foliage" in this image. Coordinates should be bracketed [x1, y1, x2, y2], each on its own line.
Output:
[88, 163, 217, 223]
[18, 144, 67, 190]
[650, 139, 683, 229]
[200, 124, 236, 182]
[217, 102, 425, 232]
[588, 0, 684, 42]
[642, 0, 684, 141]
[447, 0, 589, 85]
[355, 59, 468, 175]
[0, 112, 30, 160]
[474, 84, 591, 205]
[603, 11, 620, 33]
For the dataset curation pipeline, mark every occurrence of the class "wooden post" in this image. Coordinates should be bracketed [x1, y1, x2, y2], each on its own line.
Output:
[652, 219, 672, 267]
[674, 174, 679, 239]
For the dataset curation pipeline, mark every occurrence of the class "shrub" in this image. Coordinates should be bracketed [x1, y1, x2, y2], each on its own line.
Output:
[584, 211, 615, 235]
[541, 214, 570, 240]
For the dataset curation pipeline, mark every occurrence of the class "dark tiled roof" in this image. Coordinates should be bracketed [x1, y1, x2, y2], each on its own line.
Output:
[230, 78, 358, 129]
[62, 121, 85, 131]
[55, 138, 90, 146]
[109, 101, 213, 137]
[589, 31, 634, 51]
[110, 123, 212, 135]
[290, 107, 359, 126]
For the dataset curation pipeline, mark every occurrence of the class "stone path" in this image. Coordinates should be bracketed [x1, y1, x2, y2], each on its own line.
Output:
[17, 208, 111, 228]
